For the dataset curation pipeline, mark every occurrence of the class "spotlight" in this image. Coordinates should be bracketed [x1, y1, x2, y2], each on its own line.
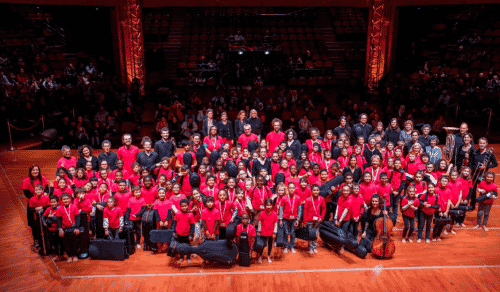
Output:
[238, 51, 243, 55]
[264, 51, 270, 55]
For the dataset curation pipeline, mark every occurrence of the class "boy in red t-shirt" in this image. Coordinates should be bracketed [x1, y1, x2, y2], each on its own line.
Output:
[349, 184, 365, 238]
[28, 184, 50, 248]
[235, 213, 256, 261]
[173, 199, 195, 265]
[103, 197, 124, 240]
[55, 193, 81, 263]
[335, 185, 352, 255]
[215, 190, 237, 240]
[126, 186, 146, 249]
[42, 196, 64, 260]
[475, 171, 498, 231]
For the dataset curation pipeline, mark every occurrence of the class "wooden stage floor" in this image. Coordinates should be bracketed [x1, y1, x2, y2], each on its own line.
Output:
[1, 150, 500, 291]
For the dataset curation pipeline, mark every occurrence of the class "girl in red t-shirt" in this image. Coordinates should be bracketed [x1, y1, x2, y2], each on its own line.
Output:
[56, 193, 80, 262]
[474, 171, 498, 231]
[257, 199, 278, 264]
[401, 186, 419, 243]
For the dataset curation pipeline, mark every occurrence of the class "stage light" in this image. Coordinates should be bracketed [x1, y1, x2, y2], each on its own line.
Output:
[238, 51, 243, 55]
[264, 51, 270, 55]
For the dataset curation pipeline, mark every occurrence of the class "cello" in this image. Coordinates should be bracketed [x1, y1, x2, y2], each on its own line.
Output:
[371, 198, 395, 258]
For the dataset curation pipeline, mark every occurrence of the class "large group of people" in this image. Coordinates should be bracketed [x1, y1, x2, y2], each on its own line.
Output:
[23, 111, 498, 266]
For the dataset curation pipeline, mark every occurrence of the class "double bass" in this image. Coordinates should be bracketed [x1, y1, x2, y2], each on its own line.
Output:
[371, 198, 395, 258]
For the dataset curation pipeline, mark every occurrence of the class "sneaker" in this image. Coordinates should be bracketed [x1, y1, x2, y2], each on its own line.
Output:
[191, 254, 197, 258]
[402, 239, 406, 243]
[176, 259, 183, 265]
[283, 248, 288, 254]
[408, 239, 413, 243]
[67, 257, 73, 263]
[454, 223, 459, 227]
[417, 239, 421, 243]
[136, 244, 142, 249]
[450, 230, 456, 235]
[461, 223, 466, 228]
[473, 225, 480, 229]
[313, 249, 318, 254]
[309, 250, 314, 256]
[442, 230, 448, 235]
[72, 256, 78, 262]
[426, 239, 431, 244]
[432, 239, 436, 242]
[339, 247, 344, 255]
[437, 238, 442, 242]
[258, 257, 262, 264]
[291, 248, 296, 254]
[186, 259, 192, 265]
[267, 256, 272, 263]
[483, 226, 489, 232]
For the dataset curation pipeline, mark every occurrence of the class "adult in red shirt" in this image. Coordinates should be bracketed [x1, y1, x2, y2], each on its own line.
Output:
[238, 124, 259, 149]
[117, 133, 140, 173]
[266, 119, 285, 153]
[203, 125, 224, 158]
[57, 145, 77, 170]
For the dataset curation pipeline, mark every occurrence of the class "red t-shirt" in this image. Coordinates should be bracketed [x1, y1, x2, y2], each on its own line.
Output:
[349, 194, 365, 218]
[420, 194, 439, 215]
[295, 186, 312, 204]
[170, 194, 187, 213]
[307, 173, 321, 186]
[202, 187, 219, 199]
[189, 199, 204, 222]
[56, 204, 79, 229]
[176, 151, 196, 166]
[285, 176, 300, 188]
[308, 152, 322, 165]
[29, 195, 50, 208]
[74, 178, 88, 188]
[280, 195, 301, 220]
[215, 200, 235, 226]
[57, 156, 77, 170]
[236, 223, 256, 238]
[43, 207, 59, 231]
[306, 139, 324, 154]
[359, 182, 377, 205]
[114, 191, 131, 212]
[320, 159, 336, 172]
[117, 145, 140, 172]
[73, 198, 92, 222]
[127, 197, 146, 220]
[141, 186, 158, 205]
[478, 181, 498, 204]
[436, 186, 452, 211]
[248, 187, 273, 210]
[129, 173, 141, 187]
[258, 211, 278, 236]
[203, 136, 224, 153]
[53, 187, 74, 206]
[303, 196, 326, 222]
[175, 211, 195, 236]
[337, 196, 352, 221]
[104, 207, 123, 229]
[233, 199, 247, 217]
[238, 133, 259, 149]
[154, 199, 172, 222]
[156, 168, 174, 181]
[447, 180, 462, 205]
[111, 168, 129, 180]
[89, 191, 110, 205]
[201, 208, 221, 235]
[337, 156, 349, 169]
[401, 196, 420, 217]
[365, 167, 384, 184]
[266, 131, 285, 153]
[376, 183, 392, 206]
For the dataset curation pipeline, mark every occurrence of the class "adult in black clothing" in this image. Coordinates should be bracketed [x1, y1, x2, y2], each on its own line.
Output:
[252, 147, 271, 177]
[454, 122, 474, 151]
[76, 144, 98, 170]
[245, 109, 263, 137]
[169, 117, 182, 141]
[351, 113, 373, 144]
[202, 109, 218, 137]
[342, 156, 363, 182]
[404, 130, 424, 156]
[154, 128, 176, 160]
[284, 129, 302, 161]
[359, 194, 396, 253]
[333, 116, 350, 139]
[234, 110, 247, 140]
[218, 111, 234, 144]
[469, 137, 498, 209]
[383, 118, 401, 146]
[418, 124, 432, 148]
[136, 137, 158, 171]
[451, 133, 473, 172]
[363, 138, 382, 168]
[97, 140, 118, 170]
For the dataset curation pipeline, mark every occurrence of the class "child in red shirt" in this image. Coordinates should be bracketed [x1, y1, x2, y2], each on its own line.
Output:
[475, 171, 498, 231]
[295, 178, 312, 204]
[28, 184, 50, 248]
[42, 196, 64, 259]
[279, 183, 302, 254]
[307, 164, 321, 186]
[202, 175, 219, 199]
[55, 193, 80, 263]
[140, 176, 158, 205]
[401, 186, 420, 243]
[173, 199, 195, 265]
[188, 189, 204, 245]
[170, 183, 187, 215]
[303, 184, 326, 255]
[154, 188, 172, 229]
[114, 181, 131, 212]
[129, 162, 141, 187]
[53, 179, 73, 206]
[215, 190, 238, 239]
[349, 184, 365, 238]
[257, 199, 278, 264]
[126, 186, 146, 249]
[376, 173, 392, 208]
[235, 213, 256, 261]
[201, 196, 220, 240]
[359, 172, 377, 206]
[73, 168, 88, 188]
[103, 197, 124, 240]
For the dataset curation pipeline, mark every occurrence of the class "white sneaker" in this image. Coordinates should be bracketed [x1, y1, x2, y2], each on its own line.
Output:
[267, 256, 272, 263]
[313, 249, 318, 254]
[450, 230, 456, 235]
[426, 239, 431, 244]
[283, 248, 288, 254]
[186, 259, 192, 265]
[417, 239, 421, 243]
[291, 248, 296, 254]
[136, 244, 142, 249]
[483, 226, 489, 232]
[407, 239, 413, 243]
[402, 239, 406, 243]
[473, 225, 480, 229]
[72, 256, 78, 262]
[67, 257, 73, 263]
[442, 230, 448, 235]
[437, 238, 442, 242]
[309, 250, 314, 256]
[258, 257, 262, 264]
[432, 239, 436, 242]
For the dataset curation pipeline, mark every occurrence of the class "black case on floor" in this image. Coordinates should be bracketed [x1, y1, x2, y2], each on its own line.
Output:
[149, 229, 174, 243]
[295, 225, 318, 241]
[89, 239, 128, 261]
[253, 236, 265, 254]
[238, 231, 251, 267]
[275, 224, 286, 247]
[122, 224, 136, 255]
[319, 221, 366, 258]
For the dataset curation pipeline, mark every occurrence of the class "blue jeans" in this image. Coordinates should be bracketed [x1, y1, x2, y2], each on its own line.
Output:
[307, 222, 319, 250]
[283, 219, 296, 249]
[477, 203, 493, 226]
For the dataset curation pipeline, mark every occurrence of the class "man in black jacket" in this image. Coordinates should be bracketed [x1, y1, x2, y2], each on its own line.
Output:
[97, 140, 118, 170]
[154, 128, 176, 161]
[351, 114, 372, 144]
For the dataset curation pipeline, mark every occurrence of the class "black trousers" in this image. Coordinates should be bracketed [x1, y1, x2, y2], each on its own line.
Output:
[402, 215, 415, 238]
[432, 215, 447, 238]
[259, 236, 273, 256]
[63, 229, 78, 257]
[79, 213, 90, 254]
[132, 220, 142, 245]
[418, 212, 433, 240]
[324, 202, 336, 221]
[108, 228, 120, 240]
[349, 220, 360, 238]
[218, 226, 227, 240]
[48, 230, 64, 256]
